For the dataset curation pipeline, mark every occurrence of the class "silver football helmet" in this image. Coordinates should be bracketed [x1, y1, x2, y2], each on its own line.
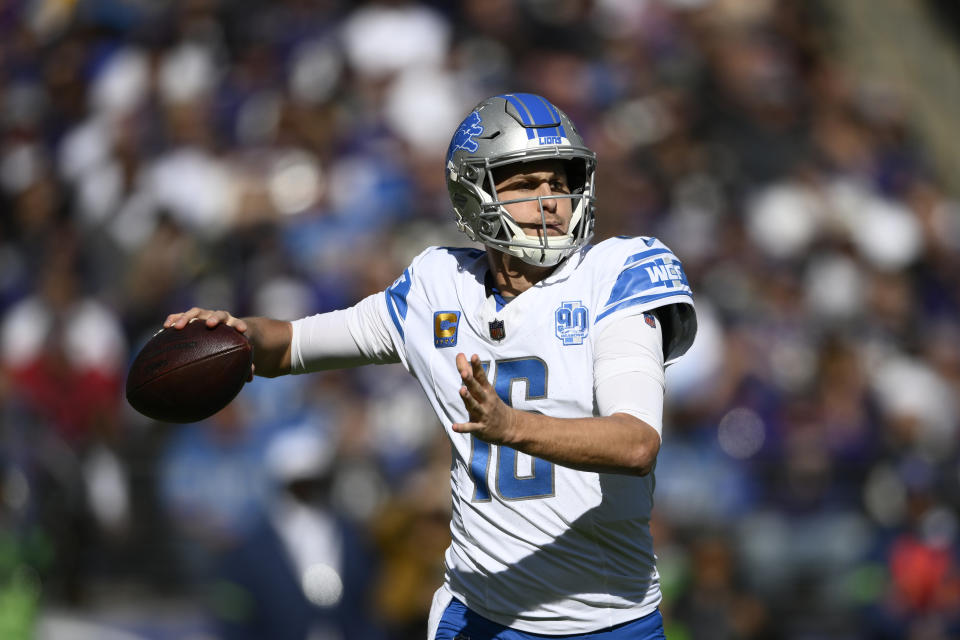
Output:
[446, 93, 597, 267]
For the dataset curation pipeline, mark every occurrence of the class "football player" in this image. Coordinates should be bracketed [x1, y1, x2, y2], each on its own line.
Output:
[166, 93, 697, 638]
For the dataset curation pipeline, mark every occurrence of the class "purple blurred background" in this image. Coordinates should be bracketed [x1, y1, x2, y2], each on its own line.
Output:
[1, 1, 960, 638]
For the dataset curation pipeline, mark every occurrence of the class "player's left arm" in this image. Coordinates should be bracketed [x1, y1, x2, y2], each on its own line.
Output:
[453, 312, 666, 477]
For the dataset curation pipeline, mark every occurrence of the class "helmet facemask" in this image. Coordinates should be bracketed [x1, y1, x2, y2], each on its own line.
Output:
[452, 152, 596, 267]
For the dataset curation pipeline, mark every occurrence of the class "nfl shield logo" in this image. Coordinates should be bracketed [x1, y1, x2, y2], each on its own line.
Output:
[488, 319, 505, 341]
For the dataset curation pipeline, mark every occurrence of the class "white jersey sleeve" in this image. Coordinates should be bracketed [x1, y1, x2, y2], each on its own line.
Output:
[291, 246, 469, 375]
[594, 312, 665, 437]
[290, 292, 400, 373]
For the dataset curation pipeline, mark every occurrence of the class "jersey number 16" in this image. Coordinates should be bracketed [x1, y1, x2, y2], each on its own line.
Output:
[468, 357, 555, 502]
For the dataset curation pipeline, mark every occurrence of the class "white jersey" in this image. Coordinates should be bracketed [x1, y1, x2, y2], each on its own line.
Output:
[377, 236, 696, 634]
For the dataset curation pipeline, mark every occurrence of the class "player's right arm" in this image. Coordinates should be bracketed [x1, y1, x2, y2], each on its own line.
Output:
[163, 249, 426, 378]
[164, 290, 400, 378]
[164, 308, 293, 377]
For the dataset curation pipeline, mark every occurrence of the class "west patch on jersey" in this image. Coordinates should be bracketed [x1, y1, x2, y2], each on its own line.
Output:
[555, 301, 589, 346]
[434, 311, 461, 348]
[597, 247, 692, 322]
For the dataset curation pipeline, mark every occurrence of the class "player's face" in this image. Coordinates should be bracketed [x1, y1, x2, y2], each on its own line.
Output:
[493, 160, 573, 238]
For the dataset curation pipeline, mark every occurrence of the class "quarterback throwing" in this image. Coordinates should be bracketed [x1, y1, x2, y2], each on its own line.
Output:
[165, 93, 696, 639]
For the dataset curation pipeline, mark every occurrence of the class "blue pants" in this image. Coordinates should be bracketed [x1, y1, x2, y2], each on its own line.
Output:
[434, 599, 667, 639]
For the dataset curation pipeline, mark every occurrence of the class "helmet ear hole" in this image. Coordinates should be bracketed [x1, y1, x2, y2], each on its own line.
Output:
[480, 219, 498, 236]
[565, 159, 587, 195]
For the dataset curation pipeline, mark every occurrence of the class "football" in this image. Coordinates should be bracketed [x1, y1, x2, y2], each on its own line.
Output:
[126, 321, 253, 423]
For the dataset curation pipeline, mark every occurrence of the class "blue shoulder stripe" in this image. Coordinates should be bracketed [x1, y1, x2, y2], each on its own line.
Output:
[385, 268, 412, 340]
[623, 247, 673, 268]
[599, 250, 692, 322]
[596, 291, 692, 323]
[443, 246, 486, 259]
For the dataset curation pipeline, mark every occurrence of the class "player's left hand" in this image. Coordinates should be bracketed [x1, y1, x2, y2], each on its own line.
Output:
[452, 353, 516, 445]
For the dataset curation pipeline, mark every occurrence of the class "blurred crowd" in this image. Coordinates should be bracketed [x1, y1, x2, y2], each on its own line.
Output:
[1, 0, 959, 638]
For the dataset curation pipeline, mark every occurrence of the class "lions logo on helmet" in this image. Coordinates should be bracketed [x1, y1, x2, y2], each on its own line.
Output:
[447, 111, 484, 162]
[446, 93, 597, 267]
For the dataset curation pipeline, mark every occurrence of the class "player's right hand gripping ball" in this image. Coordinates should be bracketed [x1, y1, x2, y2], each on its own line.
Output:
[125, 321, 253, 423]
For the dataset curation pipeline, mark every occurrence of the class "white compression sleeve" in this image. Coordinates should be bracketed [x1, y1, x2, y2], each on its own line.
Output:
[594, 312, 666, 438]
[290, 293, 399, 373]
